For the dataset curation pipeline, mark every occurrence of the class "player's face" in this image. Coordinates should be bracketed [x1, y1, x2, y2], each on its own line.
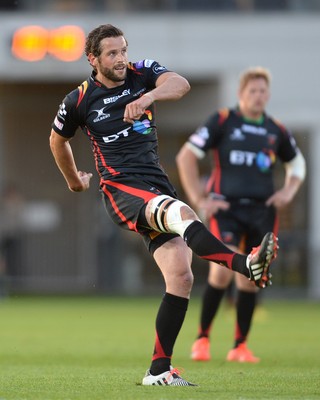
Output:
[93, 36, 128, 86]
[238, 78, 270, 118]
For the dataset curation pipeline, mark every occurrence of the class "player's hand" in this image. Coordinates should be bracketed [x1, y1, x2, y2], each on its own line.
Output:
[265, 188, 293, 209]
[69, 171, 93, 192]
[198, 197, 230, 221]
[79, 171, 93, 190]
[123, 94, 153, 124]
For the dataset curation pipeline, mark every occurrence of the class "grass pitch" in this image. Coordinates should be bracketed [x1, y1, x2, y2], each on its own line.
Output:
[0, 295, 319, 400]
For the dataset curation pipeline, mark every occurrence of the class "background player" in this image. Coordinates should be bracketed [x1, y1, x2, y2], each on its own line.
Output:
[176, 66, 305, 363]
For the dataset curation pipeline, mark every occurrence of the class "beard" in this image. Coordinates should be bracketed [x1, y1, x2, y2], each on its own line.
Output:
[99, 64, 127, 83]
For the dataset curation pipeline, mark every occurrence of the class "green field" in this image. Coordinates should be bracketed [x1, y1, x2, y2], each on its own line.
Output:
[0, 295, 319, 400]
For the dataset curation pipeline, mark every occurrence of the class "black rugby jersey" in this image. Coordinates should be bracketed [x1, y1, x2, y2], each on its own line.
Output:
[188, 107, 299, 200]
[52, 60, 170, 181]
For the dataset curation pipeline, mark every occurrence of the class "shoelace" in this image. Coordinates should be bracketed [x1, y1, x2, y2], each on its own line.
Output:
[169, 367, 184, 378]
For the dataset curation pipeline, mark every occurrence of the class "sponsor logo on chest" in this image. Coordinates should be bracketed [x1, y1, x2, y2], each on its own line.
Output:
[103, 89, 131, 105]
[92, 106, 111, 123]
[241, 124, 267, 136]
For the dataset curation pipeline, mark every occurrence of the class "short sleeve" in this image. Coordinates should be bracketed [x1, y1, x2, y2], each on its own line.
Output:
[52, 90, 81, 138]
[188, 111, 225, 154]
[132, 59, 170, 89]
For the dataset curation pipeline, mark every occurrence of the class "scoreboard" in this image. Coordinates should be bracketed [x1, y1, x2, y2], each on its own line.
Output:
[11, 25, 85, 62]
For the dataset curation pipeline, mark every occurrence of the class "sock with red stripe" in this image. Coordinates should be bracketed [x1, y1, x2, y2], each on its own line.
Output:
[150, 293, 189, 375]
[184, 221, 249, 277]
[234, 290, 257, 347]
[197, 284, 225, 338]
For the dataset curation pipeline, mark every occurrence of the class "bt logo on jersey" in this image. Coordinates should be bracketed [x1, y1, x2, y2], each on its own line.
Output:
[230, 150, 256, 166]
[230, 149, 275, 172]
[102, 127, 131, 143]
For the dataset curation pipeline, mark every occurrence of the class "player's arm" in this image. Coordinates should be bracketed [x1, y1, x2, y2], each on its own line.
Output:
[176, 142, 229, 220]
[49, 130, 92, 192]
[176, 143, 206, 207]
[123, 72, 190, 123]
[148, 71, 190, 101]
[266, 150, 306, 208]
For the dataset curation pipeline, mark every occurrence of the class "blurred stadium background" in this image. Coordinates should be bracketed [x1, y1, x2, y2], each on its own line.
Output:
[0, 0, 319, 299]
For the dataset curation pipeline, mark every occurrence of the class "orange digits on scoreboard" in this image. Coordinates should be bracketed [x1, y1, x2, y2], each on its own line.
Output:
[11, 25, 48, 62]
[48, 25, 85, 62]
[11, 25, 85, 62]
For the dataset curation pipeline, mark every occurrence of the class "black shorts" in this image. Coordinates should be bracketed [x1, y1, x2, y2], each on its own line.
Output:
[100, 173, 180, 254]
[209, 200, 278, 253]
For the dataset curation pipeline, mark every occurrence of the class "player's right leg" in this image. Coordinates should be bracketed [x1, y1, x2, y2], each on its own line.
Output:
[144, 195, 278, 288]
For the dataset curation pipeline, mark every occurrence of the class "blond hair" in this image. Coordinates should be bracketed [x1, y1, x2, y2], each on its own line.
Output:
[239, 67, 272, 92]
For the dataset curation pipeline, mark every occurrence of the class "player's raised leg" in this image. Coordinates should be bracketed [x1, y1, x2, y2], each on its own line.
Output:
[145, 195, 278, 288]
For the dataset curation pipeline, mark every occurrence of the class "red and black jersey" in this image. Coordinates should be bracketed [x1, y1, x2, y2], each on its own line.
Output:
[188, 107, 299, 200]
[52, 59, 170, 181]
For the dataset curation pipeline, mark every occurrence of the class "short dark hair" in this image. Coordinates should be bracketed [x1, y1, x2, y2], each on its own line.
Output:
[85, 24, 127, 57]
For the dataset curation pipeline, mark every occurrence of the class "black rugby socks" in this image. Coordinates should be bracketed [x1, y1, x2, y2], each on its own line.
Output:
[234, 290, 257, 347]
[197, 285, 225, 338]
[150, 293, 189, 375]
[184, 221, 250, 277]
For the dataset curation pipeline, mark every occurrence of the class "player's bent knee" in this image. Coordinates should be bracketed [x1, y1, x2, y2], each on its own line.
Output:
[183, 270, 194, 288]
[166, 271, 194, 297]
[147, 195, 199, 236]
